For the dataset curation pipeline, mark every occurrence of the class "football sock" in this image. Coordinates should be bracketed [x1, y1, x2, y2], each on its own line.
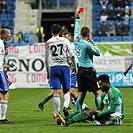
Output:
[63, 92, 70, 108]
[76, 98, 84, 112]
[95, 97, 101, 108]
[41, 95, 53, 105]
[1, 100, 8, 119]
[65, 111, 78, 120]
[65, 98, 83, 120]
[53, 94, 60, 114]
[68, 111, 89, 124]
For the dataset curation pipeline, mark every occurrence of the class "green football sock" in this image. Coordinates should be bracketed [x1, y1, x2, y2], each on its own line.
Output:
[41, 95, 53, 105]
[65, 98, 83, 120]
[65, 111, 79, 120]
[95, 97, 101, 108]
[76, 98, 84, 112]
[68, 111, 89, 124]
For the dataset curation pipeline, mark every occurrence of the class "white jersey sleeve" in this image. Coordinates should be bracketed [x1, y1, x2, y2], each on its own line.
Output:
[67, 42, 78, 72]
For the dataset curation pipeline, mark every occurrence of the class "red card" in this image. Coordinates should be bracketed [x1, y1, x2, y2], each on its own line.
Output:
[79, 8, 84, 13]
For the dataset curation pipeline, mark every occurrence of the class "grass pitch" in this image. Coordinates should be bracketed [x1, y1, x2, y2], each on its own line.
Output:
[0, 88, 132, 133]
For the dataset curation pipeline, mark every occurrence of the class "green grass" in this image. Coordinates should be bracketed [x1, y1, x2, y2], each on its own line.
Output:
[0, 88, 132, 133]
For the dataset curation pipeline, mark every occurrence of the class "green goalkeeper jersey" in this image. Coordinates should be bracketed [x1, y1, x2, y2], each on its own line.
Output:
[98, 85, 125, 120]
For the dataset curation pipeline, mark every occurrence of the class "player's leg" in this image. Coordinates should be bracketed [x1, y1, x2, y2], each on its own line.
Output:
[84, 67, 102, 108]
[52, 90, 61, 125]
[92, 90, 102, 125]
[70, 74, 78, 107]
[0, 72, 13, 124]
[52, 89, 61, 114]
[61, 66, 71, 117]
[70, 74, 88, 110]
[38, 91, 53, 111]
[66, 110, 92, 125]
[49, 66, 62, 115]
[62, 67, 88, 120]
[54, 108, 98, 126]
[92, 90, 102, 108]
[63, 91, 86, 121]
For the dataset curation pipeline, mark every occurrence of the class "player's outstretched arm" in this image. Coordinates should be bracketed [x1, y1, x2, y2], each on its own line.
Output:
[124, 63, 132, 76]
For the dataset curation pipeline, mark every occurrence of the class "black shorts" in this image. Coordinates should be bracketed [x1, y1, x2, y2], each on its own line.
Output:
[77, 67, 99, 92]
[0, 91, 8, 95]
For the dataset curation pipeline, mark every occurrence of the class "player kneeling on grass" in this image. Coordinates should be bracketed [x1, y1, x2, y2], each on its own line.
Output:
[53, 74, 125, 126]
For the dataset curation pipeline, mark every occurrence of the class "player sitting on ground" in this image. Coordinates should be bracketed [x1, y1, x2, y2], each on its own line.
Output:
[53, 74, 125, 126]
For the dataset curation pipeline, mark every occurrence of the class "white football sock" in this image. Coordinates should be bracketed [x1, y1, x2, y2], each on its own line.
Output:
[53, 94, 60, 114]
[1, 100, 8, 120]
[63, 92, 70, 108]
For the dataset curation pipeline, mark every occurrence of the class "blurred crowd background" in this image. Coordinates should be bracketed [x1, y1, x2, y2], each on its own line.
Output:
[0, 0, 133, 44]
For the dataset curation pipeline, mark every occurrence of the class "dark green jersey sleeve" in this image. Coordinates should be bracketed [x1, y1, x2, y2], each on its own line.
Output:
[98, 89, 118, 117]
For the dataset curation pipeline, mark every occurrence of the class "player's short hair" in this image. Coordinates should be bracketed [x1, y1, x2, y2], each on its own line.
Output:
[0, 26, 10, 35]
[51, 24, 61, 34]
[97, 74, 110, 83]
[80, 26, 90, 37]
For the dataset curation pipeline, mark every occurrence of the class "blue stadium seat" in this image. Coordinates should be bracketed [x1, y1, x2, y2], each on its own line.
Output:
[69, 0, 74, 6]
[1, 14, 7, 20]
[8, 13, 15, 20]
[60, 0, 68, 6]
[115, 36, 122, 42]
[131, 36, 133, 41]
[94, 21, 100, 28]
[109, 36, 115, 42]
[93, 27, 99, 34]
[93, 13, 100, 20]
[93, 0, 99, 4]
[100, 36, 108, 42]
[1, 20, 7, 26]
[9, 5, 15, 11]
[131, 26, 133, 30]
[93, 36, 100, 42]
[123, 36, 130, 42]
[93, 5, 100, 10]
[8, 20, 14, 27]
